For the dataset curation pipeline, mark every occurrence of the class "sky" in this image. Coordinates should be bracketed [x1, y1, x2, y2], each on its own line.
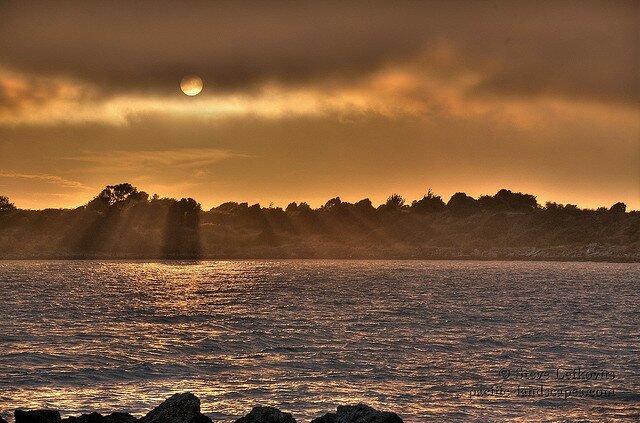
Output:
[0, 0, 638, 210]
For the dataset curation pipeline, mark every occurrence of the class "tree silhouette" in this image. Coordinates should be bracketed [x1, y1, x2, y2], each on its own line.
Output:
[447, 192, 479, 215]
[285, 202, 298, 212]
[0, 196, 16, 213]
[297, 202, 312, 211]
[0, 183, 637, 260]
[411, 189, 445, 212]
[384, 193, 405, 209]
[87, 183, 149, 211]
[479, 189, 538, 211]
[354, 198, 374, 212]
[610, 202, 627, 213]
[323, 197, 342, 209]
[163, 198, 202, 259]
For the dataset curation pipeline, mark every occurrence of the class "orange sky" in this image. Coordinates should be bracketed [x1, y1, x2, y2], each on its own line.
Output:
[0, 1, 638, 210]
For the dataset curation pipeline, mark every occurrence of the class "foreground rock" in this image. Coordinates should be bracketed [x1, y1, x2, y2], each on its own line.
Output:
[62, 412, 136, 423]
[139, 393, 211, 423]
[63, 412, 103, 423]
[10, 394, 403, 423]
[311, 404, 403, 423]
[15, 410, 61, 423]
[234, 406, 296, 423]
[308, 414, 335, 423]
[103, 413, 137, 423]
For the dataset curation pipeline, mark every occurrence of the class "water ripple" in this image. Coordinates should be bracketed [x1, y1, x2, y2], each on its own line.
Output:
[0, 260, 638, 421]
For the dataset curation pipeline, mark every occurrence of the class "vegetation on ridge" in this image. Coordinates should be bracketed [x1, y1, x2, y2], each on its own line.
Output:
[0, 183, 637, 260]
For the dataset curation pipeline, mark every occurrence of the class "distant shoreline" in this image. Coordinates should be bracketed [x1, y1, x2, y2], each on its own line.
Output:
[1, 185, 637, 263]
[0, 253, 638, 263]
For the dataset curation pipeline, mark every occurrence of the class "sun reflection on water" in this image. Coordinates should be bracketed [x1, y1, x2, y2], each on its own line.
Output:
[1, 260, 639, 421]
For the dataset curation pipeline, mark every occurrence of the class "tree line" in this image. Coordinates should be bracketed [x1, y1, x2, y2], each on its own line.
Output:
[0, 183, 636, 260]
[0, 183, 631, 216]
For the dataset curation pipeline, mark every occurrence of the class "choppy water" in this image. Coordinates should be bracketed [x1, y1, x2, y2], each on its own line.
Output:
[0, 260, 639, 422]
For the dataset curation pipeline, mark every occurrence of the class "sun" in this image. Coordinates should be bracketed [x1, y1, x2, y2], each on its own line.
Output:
[180, 75, 203, 96]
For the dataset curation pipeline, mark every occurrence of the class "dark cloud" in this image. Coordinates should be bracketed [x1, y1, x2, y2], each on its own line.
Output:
[0, 0, 637, 105]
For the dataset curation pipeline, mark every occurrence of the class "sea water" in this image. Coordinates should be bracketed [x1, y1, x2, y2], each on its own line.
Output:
[0, 260, 638, 421]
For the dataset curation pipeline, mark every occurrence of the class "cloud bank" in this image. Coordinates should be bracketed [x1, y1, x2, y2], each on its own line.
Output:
[0, 1, 637, 106]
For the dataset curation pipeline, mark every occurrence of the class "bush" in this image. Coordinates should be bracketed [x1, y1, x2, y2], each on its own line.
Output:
[384, 194, 405, 209]
[411, 189, 445, 212]
[447, 192, 479, 215]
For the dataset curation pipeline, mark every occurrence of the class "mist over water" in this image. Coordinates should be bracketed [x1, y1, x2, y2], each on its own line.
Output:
[0, 260, 638, 421]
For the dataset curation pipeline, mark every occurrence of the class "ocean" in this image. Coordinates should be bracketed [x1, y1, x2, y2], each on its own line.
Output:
[0, 260, 638, 422]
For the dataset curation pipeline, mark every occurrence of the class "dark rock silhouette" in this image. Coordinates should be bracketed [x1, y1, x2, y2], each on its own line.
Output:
[15, 410, 61, 423]
[334, 404, 403, 422]
[103, 413, 137, 423]
[62, 413, 136, 423]
[309, 414, 336, 423]
[8, 394, 405, 423]
[62, 412, 102, 423]
[139, 393, 211, 423]
[234, 406, 296, 423]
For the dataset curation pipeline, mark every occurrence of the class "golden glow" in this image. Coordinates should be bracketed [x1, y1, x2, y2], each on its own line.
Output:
[180, 75, 203, 96]
[0, 53, 638, 212]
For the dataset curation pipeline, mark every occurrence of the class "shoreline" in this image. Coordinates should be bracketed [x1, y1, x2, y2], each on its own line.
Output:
[1, 253, 638, 263]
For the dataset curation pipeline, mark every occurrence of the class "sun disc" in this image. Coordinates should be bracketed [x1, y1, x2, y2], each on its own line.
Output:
[180, 75, 203, 96]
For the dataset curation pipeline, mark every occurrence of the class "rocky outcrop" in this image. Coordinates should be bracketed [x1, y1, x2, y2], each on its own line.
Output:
[10, 394, 403, 423]
[63, 412, 103, 423]
[62, 412, 136, 423]
[234, 406, 296, 423]
[139, 393, 211, 423]
[103, 413, 137, 423]
[309, 414, 336, 423]
[15, 410, 61, 423]
[311, 404, 403, 423]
